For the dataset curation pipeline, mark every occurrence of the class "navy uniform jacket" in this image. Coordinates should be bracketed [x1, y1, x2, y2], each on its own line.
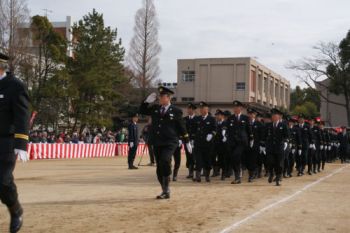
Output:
[194, 115, 216, 147]
[214, 120, 226, 145]
[184, 115, 197, 140]
[139, 102, 189, 146]
[265, 121, 289, 154]
[224, 114, 251, 147]
[288, 125, 302, 150]
[128, 122, 139, 146]
[249, 120, 264, 147]
[310, 125, 322, 147]
[296, 123, 312, 149]
[0, 73, 30, 158]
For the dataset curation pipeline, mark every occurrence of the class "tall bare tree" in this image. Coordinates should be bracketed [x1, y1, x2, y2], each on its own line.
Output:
[127, 0, 161, 99]
[0, 0, 30, 72]
[288, 32, 350, 126]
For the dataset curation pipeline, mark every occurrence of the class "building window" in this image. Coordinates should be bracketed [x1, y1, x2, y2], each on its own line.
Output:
[182, 71, 195, 82]
[250, 70, 256, 92]
[181, 97, 194, 102]
[236, 82, 245, 90]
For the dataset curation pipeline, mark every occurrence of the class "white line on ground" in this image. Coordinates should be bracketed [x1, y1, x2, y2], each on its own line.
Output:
[219, 165, 349, 233]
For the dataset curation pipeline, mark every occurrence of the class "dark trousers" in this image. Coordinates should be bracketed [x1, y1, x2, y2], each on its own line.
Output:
[318, 149, 326, 170]
[257, 151, 267, 176]
[0, 156, 18, 207]
[307, 148, 315, 172]
[128, 144, 138, 167]
[229, 145, 245, 180]
[223, 143, 232, 176]
[267, 151, 284, 178]
[246, 145, 259, 173]
[173, 146, 181, 171]
[184, 143, 195, 171]
[296, 148, 308, 173]
[195, 145, 213, 172]
[340, 147, 347, 163]
[213, 143, 225, 170]
[287, 150, 295, 175]
[147, 143, 155, 164]
[154, 144, 177, 185]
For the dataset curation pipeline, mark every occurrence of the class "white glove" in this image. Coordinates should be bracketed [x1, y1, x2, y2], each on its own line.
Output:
[259, 146, 264, 154]
[298, 149, 302, 156]
[144, 92, 157, 103]
[250, 140, 254, 148]
[129, 142, 134, 148]
[261, 147, 266, 155]
[310, 144, 316, 150]
[320, 145, 324, 150]
[190, 140, 194, 149]
[292, 149, 296, 154]
[178, 140, 182, 147]
[206, 134, 213, 142]
[186, 142, 193, 154]
[222, 130, 226, 137]
[331, 143, 334, 146]
[284, 142, 288, 151]
[222, 136, 227, 143]
[328, 146, 331, 151]
[15, 149, 29, 163]
[289, 143, 293, 149]
[337, 143, 340, 148]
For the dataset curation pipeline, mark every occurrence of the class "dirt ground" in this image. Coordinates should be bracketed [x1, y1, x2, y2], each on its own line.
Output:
[0, 155, 349, 233]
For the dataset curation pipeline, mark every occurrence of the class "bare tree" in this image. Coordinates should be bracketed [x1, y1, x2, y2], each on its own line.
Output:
[127, 0, 161, 99]
[288, 40, 350, 126]
[0, 0, 30, 72]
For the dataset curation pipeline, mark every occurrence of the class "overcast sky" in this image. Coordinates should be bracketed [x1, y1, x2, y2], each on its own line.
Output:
[27, 0, 350, 88]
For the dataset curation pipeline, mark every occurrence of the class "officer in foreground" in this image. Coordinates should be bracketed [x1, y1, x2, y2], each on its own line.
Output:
[139, 86, 192, 199]
[0, 52, 30, 232]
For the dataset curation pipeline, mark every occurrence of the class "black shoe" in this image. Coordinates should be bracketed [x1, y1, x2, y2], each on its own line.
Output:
[231, 179, 241, 184]
[248, 176, 253, 182]
[156, 192, 170, 199]
[268, 176, 273, 183]
[172, 176, 177, 182]
[205, 176, 210, 182]
[276, 180, 281, 186]
[194, 171, 201, 182]
[8, 203, 23, 233]
[129, 166, 138, 170]
[308, 171, 312, 175]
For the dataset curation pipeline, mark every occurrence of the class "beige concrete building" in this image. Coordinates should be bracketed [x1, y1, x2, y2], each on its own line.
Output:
[317, 79, 349, 127]
[175, 57, 290, 112]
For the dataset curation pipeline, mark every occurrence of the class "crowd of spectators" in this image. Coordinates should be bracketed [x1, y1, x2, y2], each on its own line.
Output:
[28, 128, 137, 144]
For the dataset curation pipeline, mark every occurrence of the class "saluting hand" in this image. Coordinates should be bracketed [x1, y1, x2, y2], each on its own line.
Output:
[144, 93, 157, 103]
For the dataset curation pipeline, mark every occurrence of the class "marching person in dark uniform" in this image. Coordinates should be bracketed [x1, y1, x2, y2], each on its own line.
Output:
[319, 121, 328, 171]
[212, 109, 226, 178]
[296, 114, 312, 176]
[139, 86, 192, 199]
[263, 108, 289, 186]
[257, 112, 271, 178]
[338, 126, 349, 163]
[223, 100, 251, 184]
[127, 113, 139, 169]
[285, 117, 301, 178]
[246, 108, 264, 182]
[309, 118, 323, 174]
[222, 110, 232, 179]
[0, 52, 30, 233]
[193, 102, 216, 182]
[183, 103, 197, 179]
